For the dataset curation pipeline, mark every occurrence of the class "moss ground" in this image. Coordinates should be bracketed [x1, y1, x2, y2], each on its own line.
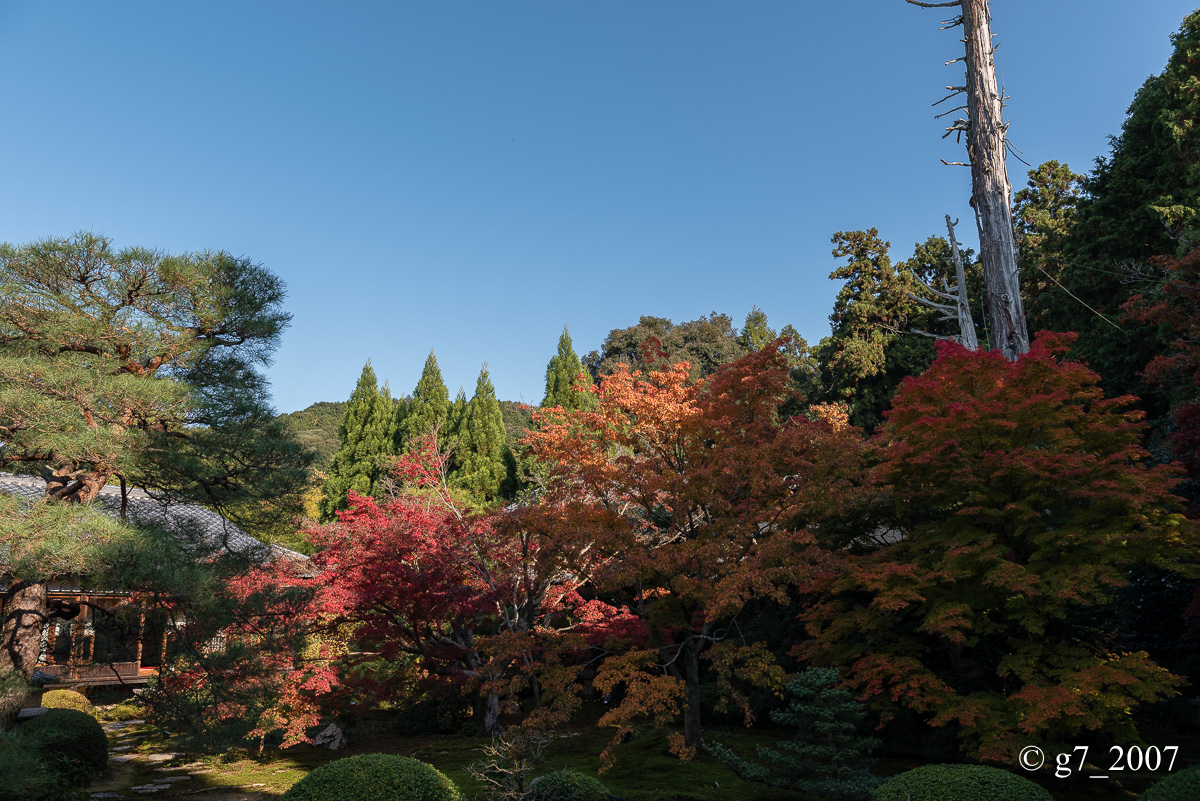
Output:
[82, 708, 1200, 800]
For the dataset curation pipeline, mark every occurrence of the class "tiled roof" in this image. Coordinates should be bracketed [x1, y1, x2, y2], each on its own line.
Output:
[0, 472, 308, 563]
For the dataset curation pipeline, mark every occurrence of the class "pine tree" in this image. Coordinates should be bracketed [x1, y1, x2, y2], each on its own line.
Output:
[444, 386, 468, 472]
[400, 351, 450, 450]
[452, 365, 509, 503]
[319, 361, 395, 521]
[708, 668, 880, 801]
[542, 326, 595, 411]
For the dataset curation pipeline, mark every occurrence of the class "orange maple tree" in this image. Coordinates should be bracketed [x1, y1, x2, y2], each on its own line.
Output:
[524, 341, 863, 759]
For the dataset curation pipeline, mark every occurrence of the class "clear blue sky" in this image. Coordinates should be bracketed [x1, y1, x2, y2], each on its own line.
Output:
[2, 2, 1195, 412]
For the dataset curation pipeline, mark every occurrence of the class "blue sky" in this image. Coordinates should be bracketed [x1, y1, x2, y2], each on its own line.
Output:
[1, 1, 1195, 412]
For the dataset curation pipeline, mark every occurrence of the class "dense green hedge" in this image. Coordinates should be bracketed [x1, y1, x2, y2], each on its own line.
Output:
[526, 768, 609, 801]
[2, 708, 109, 800]
[282, 753, 463, 801]
[13, 708, 108, 777]
[41, 690, 93, 716]
[1141, 764, 1200, 801]
[874, 764, 1052, 801]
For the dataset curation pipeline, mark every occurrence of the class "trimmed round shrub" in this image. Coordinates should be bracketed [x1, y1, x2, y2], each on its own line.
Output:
[282, 753, 463, 801]
[526, 769, 609, 801]
[12, 708, 108, 780]
[1141, 764, 1200, 801]
[41, 689, 93, 715]
[874, 764, 1052, 801]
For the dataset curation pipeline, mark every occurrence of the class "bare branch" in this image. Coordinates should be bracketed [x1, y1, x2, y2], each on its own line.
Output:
[905, 0, 961, 7]
[941, 159, 971, 167]
[935, 104, 968, 119]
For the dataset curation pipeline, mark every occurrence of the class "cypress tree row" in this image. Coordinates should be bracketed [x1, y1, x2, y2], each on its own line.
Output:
[400, 350, 450, 450]
[452, 365, 509, 503]
[318, 361, 396, 521]
[542, 326, 595, 411]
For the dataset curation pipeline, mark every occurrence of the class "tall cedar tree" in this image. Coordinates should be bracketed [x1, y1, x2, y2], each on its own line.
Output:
[525, 345, 865, 758]
[0, 232, 310, 682]
[1050, 11, 1200, 402]
[452, 366, 509, 503]
[318, 362, 395, 521]
[817, 229, 964, 431]
[542, 326, 595, 412]
[400, 351, 450, 450]
[799, 334, 1199, 762]
[445, 386, 468, 473]
[1012, 161, 1085, 334]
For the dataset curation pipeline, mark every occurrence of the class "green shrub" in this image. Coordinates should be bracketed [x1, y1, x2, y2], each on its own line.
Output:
[12, 708, 108, 783]
[95, 702, 141, 722]
[1141, 764, 1200, 801]
[282, 753, 463, 801]
[526, 769, 609, 801]
[41, 690, 93, 716]
[874, 764, 1052, 801]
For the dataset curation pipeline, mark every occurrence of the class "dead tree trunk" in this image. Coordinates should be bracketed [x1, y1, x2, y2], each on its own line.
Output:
[909, 215, 979, 349]
[907, 0, 1029, 360]
[946, 216, 979, 350]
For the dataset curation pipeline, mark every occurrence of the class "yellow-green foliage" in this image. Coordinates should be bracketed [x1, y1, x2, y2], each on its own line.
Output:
[282, 753, 463, 801]
[95, 702, 141, 722]
[41, 690, 92, 715]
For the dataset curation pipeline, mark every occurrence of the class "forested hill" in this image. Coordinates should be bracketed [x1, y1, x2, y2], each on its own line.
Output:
[277, 401, 347, 471]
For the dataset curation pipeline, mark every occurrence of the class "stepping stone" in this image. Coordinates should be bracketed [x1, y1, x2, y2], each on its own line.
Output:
[155, 777, 190, 783]
[90, 794, 126, 799]
[145, 753, 181, 763]
[112, 755, 137, 763]
[109, 746, 133, 752]
[130, 786, 169, 795]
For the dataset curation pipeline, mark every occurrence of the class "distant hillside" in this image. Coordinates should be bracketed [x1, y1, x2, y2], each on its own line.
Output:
[278, 401, 347, 471]
[499, 400, 536, 453]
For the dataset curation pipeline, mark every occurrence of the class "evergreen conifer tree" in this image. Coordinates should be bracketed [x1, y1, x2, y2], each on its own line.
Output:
[319, 361, 395, 521]
[708, 668, 880, 801]
[452, 365, 509, 503]
[740, 306, 778, 353]
[400, 350, 450, 450]
[542, 326, 595, 411]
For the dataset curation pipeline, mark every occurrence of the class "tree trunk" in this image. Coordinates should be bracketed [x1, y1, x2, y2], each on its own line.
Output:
[946, 215, 979, 350]
[682, 641, 703, 749]
[478, 690, 501, 735]
[961, 0, 1029, 360]
[1, 581, 47, 680]
[42, 464, 111, 504]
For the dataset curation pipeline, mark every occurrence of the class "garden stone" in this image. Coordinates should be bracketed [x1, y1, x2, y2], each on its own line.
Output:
[16, 707, 48, 720]
[90, 794, 126, 799]
[130, 786, 170, 794]
[109, 745, 133, 752]
[146, 753, 182, 762]
[112, 755, 137, 763]
[312, 723, 346, 750]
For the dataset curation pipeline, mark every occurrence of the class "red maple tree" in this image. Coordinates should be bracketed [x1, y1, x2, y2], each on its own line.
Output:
[798, 333, 1199, 761]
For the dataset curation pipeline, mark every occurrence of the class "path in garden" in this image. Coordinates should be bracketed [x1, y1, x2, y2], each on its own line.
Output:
[88, 719, 276, 801]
